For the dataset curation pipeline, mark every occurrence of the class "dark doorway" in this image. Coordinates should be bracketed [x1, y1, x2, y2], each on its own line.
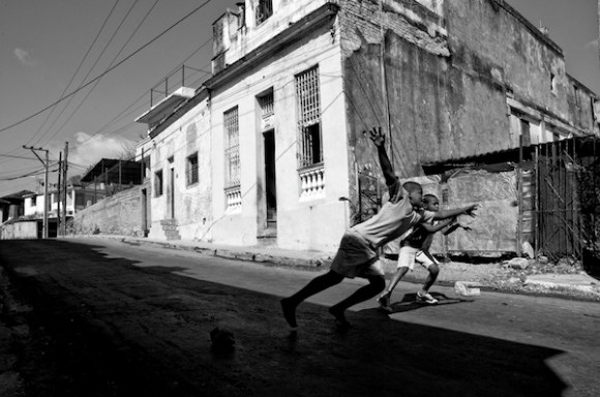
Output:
[169, 167, 175, 219]
[264, 130, 277, 225]
[141, 188, 148, 237]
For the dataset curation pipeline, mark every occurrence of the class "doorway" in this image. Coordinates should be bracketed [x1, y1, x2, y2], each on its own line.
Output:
[168, 157, 175, 219]
[264, 129, 277, 225]
[141, 188, 149, 237]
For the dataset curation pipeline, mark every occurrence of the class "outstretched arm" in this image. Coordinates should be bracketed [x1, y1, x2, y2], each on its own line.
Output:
[433, 204, 478, 220]
[368, 126, 396, 186]
[420, 217, 455, 233]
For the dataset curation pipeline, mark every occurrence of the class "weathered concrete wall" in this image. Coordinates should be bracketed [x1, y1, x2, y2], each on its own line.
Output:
[566, 76, 599, 134]
[0, 221, 38, 240]
[71, 186, 146, 237]
[339, 0, 588, 211]
[445, 0, 569, 124]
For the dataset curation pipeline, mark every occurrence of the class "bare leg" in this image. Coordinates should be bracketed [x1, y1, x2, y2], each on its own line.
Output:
[281, 270, 344, 328]
[330, 275, 385, 327]
[378, 267, 409, 304]
[420, 264, 439, 294]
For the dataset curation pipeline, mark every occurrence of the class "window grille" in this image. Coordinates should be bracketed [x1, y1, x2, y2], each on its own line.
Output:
[186, 153, 199, 186]
[256, 0, 273, 25]
[154, 169, 163, 197]
[295, 66, 322, 168]
[224, 107, 240, 187]
[259, 91, 274, 119]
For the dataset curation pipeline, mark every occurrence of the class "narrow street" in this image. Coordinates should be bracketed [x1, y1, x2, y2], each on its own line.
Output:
[1, 238, 599, 397]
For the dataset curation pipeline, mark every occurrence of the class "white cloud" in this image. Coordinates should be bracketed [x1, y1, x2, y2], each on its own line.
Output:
[14, 47, 34, 66]
[68, 132, 136, 168]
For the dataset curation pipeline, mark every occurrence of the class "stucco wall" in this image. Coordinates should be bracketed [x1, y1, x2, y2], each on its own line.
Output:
[208, 16, 349, 251]
[147, 98, 212, 241]
[0, 221, 38, 240]
[71, 185, 146, 237]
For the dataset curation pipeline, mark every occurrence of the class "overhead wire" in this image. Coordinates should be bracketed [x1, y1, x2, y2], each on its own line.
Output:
[0, 0, 215, 134]
[26, 0, 121, 148]
[38, 0, 165, 149]
[34, 0, 143, 147]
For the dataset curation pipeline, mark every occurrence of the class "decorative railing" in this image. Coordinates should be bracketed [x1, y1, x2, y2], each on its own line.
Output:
[225, 186, 242, 212]
[299, 164, 325, 201]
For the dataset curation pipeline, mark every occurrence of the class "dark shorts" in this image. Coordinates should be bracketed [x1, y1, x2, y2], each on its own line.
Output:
[330, 230, 384, 278]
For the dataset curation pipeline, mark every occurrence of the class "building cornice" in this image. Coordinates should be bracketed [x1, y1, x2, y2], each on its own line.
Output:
[204, 3, 339, 91]
[489, 0, 563, 57]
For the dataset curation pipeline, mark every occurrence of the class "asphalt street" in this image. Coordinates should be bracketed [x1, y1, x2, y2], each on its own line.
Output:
[1, 238, 599, 397]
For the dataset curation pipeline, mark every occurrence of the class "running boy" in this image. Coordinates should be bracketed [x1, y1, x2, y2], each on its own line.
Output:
[280, 127, 476, 330]
[377, 193, 475, 309]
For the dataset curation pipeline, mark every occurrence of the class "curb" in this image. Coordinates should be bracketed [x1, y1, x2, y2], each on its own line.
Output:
[118, 237, 328, 270]
[523, 279, 600, 302]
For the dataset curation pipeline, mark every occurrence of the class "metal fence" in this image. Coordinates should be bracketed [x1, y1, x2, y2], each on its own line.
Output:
[534, 137, 599, 276]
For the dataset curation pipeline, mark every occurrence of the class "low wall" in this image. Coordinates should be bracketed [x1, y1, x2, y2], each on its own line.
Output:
[0, 220, 38, 239]
[70, 186, 145, 237]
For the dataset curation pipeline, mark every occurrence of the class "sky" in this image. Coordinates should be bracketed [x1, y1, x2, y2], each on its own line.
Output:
[0, 0, 599, 196]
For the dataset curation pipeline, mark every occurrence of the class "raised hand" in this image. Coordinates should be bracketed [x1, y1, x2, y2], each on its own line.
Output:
[367, 126, 385, 147]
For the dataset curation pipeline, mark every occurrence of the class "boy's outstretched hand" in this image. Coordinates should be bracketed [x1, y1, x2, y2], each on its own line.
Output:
[367, 126, 385, 147]
[464, 204, 479, 217]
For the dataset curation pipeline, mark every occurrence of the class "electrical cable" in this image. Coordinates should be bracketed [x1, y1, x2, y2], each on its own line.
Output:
[34, 0, 143, 147]
[26, 0, 121, 148]
[0, 0, 214, 134]
[38, 0, 164, 148]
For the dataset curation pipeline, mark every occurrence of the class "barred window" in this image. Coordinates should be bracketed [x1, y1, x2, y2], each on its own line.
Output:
[295, 66, 322, 168]
[259, 91, 274, 119]
[154, 169, 163, 197]
[224, 107, 240, 187]
[256, 0, 273, 25]
[186, 152, 199, 186]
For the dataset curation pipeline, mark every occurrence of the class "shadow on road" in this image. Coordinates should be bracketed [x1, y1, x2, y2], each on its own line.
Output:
[382, 291, 471, 313]
[0, 240, 567, 397]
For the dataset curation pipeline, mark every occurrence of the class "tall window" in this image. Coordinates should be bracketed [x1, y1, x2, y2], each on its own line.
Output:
[259, 91, 274, 120]
[256, 0, 273, 25]
[186, 152, 199, 186]
[224, 107, 240, 187]
[295, 66, 322, 168]
[154, 169, 163, 197]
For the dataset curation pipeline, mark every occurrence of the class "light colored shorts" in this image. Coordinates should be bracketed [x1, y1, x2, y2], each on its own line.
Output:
[397, 246, 439, 270]
[330, 230, 384, 279]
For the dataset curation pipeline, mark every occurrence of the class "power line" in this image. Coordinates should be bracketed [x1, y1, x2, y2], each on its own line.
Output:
[34, 0, 142, 147]
[27, 0, 122, 147]
[0, 0, 214, 134]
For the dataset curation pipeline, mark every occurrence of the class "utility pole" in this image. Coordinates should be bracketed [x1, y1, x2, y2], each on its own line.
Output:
[23, 145, 50, 239]
[57, 152, 62, 236]
[62, 142, 69, 236]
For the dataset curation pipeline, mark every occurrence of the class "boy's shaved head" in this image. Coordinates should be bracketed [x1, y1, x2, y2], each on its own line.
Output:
[423, 194, 439, 204]
[402, 181, 422, 193]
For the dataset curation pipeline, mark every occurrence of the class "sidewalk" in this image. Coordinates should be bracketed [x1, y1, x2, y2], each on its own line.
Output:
[70, 235, 600, 303]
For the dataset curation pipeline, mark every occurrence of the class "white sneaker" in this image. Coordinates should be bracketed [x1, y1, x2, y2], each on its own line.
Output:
[416, 291, 438, 304]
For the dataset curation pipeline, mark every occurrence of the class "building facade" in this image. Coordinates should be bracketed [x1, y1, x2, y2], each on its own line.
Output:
[136, 0, 599, 253]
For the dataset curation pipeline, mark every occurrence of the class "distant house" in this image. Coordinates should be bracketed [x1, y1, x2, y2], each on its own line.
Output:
[23, 184, 108, 219]
[80, 158, 144, 193]
[0, 190, 33, 223]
